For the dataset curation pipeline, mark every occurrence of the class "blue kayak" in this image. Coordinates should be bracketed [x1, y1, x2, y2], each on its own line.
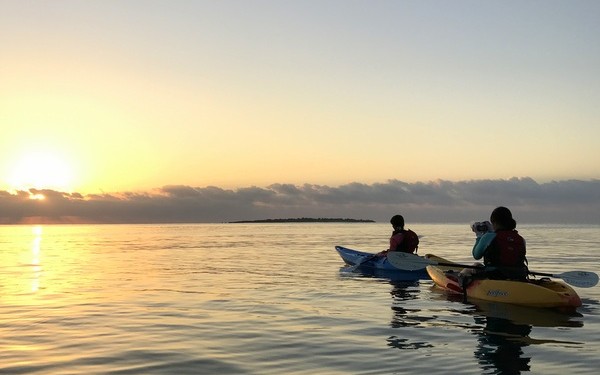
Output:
[335, 245, 432, 279]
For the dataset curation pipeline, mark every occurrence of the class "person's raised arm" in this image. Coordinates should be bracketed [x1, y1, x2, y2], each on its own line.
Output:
[472, 232, 495, 260]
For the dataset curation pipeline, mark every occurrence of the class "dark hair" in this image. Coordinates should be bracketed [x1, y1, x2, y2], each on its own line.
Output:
[390, 214, 405, 229]
[490, 206, 517, 230]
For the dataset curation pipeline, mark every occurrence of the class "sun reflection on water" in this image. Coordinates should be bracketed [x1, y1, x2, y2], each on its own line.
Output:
[30, 226, 43, 293]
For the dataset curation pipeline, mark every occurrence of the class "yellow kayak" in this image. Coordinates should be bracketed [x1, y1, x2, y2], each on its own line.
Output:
[426, 265, 582, 308]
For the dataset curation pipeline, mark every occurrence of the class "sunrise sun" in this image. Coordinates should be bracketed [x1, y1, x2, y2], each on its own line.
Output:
[7, 151, 74, 192]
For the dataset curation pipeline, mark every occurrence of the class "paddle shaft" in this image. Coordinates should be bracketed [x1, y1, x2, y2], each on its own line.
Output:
[431, 260, 579, 280]
[429, 259, 562, 277]
[430, 261, 482, 270]
[529, 271, 556, 278]
[344, 253, 380, 271]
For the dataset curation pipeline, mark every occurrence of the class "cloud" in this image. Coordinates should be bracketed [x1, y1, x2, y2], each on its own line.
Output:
[1, 178, 598, 224]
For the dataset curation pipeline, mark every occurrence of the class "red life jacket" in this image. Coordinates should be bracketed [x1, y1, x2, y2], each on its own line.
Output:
[484, 230, 526, 267]
[392, 229, 419, 253]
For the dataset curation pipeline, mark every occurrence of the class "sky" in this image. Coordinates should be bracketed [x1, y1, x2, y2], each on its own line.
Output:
[1, 1, 599, 224]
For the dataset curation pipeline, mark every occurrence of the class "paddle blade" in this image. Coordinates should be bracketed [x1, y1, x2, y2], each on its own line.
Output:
[342, 263, 362, 272]
[387, 252, 435, 271]
[557, 271, 599, 288]
[342, 254, 377, 272]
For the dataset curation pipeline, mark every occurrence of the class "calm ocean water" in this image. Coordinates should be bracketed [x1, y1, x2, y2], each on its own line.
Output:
[0, 223, 598, 374]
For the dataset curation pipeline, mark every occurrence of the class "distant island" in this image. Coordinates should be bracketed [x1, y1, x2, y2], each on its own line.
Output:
[229, 217, 376, 223]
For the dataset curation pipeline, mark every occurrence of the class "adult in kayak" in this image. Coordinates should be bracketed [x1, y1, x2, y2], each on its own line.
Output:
[464, 206, 528, 281]
[377, 214, 419, 257]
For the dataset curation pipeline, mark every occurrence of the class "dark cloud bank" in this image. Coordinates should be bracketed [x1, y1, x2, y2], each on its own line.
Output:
[1, 178, 599, 225]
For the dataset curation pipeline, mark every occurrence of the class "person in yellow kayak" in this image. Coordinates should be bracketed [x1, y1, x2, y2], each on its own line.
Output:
[469, 206, 528, 280]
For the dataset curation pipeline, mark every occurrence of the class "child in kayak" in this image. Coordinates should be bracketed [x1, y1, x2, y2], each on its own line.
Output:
[463, 206, 528, 281]
[377, 214, 419, 256]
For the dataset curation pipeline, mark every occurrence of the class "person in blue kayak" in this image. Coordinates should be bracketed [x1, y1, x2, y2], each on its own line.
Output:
[377, 214, 419, 256]
[469, 206, 528, 280]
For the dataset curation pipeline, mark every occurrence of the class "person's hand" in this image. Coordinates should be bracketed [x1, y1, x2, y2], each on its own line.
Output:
[471, 221, 493, 238]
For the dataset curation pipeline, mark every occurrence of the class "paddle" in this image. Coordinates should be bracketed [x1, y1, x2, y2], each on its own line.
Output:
[343, 253, 383, 272]
[387, 252, 469, 271]
[387, 252, 599, 288]
[527, 270, 599, 288]
[342, 234, 426, 272]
